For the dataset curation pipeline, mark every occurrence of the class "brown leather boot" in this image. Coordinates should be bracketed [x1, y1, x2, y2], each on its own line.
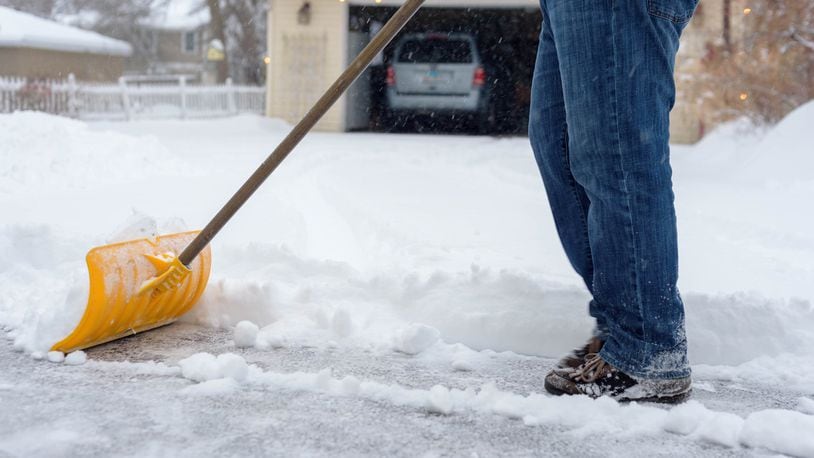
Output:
[556, 336, 604, 369]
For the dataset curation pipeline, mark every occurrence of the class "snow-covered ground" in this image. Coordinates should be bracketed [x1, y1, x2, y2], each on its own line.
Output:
[1, 104, 813, 456]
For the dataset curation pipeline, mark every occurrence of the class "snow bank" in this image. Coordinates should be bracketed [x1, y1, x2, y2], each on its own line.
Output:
[742, 101, 814, 183]
[678, 100, 814, 185]
[171, 352, 814, 456]
[0, 112, 190, 194]
[1, 106, 813, 391]
[2, 108, 814, 453]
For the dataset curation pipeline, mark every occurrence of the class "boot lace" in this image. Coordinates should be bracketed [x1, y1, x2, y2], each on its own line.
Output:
[571, 354, 609, 383]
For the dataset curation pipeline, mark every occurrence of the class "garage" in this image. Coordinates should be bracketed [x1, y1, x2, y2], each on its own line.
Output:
[266, 0, 541, 135]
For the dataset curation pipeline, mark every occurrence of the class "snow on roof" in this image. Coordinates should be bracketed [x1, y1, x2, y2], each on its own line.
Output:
[143, 0, 210, 31]
[0, 6, 132, 56]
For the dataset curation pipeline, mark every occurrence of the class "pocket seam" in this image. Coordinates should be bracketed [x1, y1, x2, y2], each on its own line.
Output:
[647, 0, 693, 24]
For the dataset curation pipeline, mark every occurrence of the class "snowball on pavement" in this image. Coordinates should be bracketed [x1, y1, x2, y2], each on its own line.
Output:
[340, 375, 361, 396]
[178, 352, 249, 383]
[64, 350, 87, 366]
[452, 359, 474, 372]
[663, 401, 712, 435]
[427, 385, 453, 415]
[47, 351, 65, 363]
[217, 354, 249, 382]
[394, 324, 440, 355]
[256, 330, 285, 350]
[233, 320, 259, 348]
[315, 368, 333, 390]
[179, 353, 218, 382]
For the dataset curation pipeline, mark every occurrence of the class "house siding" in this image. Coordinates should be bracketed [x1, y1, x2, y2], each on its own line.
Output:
[0, 48, 125, 81]
[267, 0, 348, 132]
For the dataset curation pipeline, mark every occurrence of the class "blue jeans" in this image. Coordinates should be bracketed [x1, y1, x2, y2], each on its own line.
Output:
[529, 0, 697, 379]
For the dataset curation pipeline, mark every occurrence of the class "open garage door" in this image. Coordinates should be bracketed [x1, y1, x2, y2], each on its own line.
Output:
[347, 5, 542, 135]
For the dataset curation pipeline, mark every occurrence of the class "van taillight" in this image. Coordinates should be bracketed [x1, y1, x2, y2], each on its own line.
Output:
[386, 66, 396, 86]
[473, 67, 486, 87]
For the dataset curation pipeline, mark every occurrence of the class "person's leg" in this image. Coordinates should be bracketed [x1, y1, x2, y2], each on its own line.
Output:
[543, 0, 696, 380]
[528, 6, 610, 340]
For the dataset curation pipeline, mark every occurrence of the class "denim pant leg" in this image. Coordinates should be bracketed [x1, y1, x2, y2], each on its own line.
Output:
[538, 0, 695, 379]
[528, 10, 610, 340]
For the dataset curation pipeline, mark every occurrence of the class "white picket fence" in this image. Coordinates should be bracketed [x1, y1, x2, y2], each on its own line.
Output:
[0, 74, 266, 120]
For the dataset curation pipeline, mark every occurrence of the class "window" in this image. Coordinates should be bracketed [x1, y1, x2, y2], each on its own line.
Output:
[183, 31, 197, 53]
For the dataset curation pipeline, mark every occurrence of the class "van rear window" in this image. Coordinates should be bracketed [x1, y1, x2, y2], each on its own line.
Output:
[397, 39, 473, 64]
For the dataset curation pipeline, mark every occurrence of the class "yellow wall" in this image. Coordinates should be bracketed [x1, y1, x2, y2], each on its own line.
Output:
[267, 0, 348, 132]
[0, 48, 125, 81]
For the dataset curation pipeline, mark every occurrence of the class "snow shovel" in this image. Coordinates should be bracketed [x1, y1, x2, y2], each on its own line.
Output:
[51, 0, 427, 354]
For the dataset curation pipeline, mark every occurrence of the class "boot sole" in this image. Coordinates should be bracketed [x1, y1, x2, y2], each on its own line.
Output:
[544, 378, 692, 405]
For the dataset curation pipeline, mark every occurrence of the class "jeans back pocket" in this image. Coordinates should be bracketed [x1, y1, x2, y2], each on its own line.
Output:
[647, 0, 700, 24]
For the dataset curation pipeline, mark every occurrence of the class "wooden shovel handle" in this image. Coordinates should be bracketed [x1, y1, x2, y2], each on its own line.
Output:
[179, 0, 426, 266]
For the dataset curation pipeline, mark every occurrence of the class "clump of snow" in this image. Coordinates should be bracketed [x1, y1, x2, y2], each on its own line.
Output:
[340, 375, 361, 396]
[233, 321, 259, 348]
[451, 359, 475, 372]
[256, 331, 286, 350]
[394, 324, 440, 355]
[663, 400, 712, 436]
[695, 412, 744, 448]
[64, 351, 87, 366]
[739, 409, 814, 457]
[427, 385, 453, 415]
[47, 351, 64, 363]
[106, 211, 191, 244]
[186, 278, 277, 329]
[798, 397, 814, 415]
[693, 353, 814, 393]
[178, 353, 249, 383]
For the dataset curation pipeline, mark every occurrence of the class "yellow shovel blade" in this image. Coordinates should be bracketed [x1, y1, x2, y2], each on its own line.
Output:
[51, 231, 211, 353]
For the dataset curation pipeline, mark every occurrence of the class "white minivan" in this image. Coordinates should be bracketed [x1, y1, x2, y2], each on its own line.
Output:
[385, 33, 492, 128]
